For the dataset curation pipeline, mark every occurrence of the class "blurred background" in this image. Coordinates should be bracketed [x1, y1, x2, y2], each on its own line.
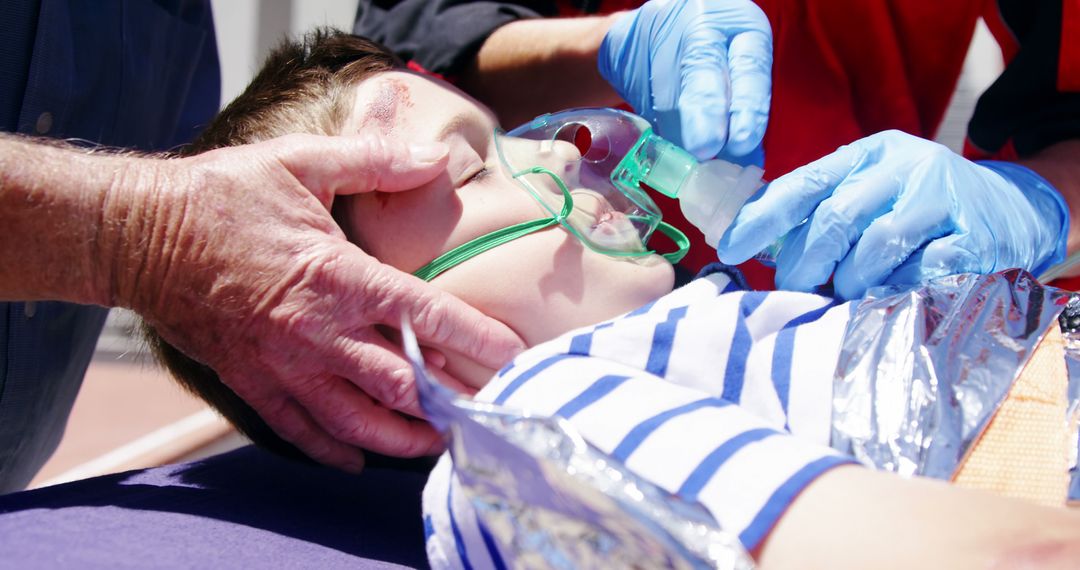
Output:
[30, 0, 1004, 488]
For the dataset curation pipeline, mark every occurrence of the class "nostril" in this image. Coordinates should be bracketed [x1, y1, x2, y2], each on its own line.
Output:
[554, 123, 611, 162]
[573, 125, 592, 155]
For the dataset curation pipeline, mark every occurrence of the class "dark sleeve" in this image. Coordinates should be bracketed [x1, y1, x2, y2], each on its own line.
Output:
[353, 1, 557, 77]
[968, 0, 1080, 157]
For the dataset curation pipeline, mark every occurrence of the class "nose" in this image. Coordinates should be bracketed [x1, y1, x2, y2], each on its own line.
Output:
[541, 140, 583, 183]
[548, 139, 583, 162]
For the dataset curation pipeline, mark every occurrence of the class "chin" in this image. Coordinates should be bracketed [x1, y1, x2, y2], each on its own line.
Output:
[623, 258, 676, 310]
[517, 260, 674, 346]
[582, 254, 676, 324]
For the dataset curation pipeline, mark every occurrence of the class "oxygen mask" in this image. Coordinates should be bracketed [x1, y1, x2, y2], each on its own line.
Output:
[414, 108, 693, 281]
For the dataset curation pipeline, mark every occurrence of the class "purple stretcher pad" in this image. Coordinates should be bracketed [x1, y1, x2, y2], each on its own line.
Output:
[0, 446, 431, 569]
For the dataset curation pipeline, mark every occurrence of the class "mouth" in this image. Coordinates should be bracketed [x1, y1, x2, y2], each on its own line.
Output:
[568, 192, 646, 252]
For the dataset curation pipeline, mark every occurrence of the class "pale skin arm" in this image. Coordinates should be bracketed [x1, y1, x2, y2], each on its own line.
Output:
[0, 132, 524, 471]
[0, 137, 126, 304]
[457, 14, 623, 128]
[758, 466, 1080, 569]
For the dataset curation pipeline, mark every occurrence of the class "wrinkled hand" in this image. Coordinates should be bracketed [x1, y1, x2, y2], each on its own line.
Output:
[717, 130, 1069, 299]
[598, 0, 772, 162]
[117, 133, 525, 471]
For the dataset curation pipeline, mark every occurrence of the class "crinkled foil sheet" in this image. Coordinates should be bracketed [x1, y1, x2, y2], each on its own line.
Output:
[832, 269, 1074, 480]
[402, 321, 753, 570]
[1059, 294, 1080, 499]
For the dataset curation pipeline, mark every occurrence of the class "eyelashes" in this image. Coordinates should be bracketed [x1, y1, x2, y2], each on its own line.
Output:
[464, 165, 492, 186]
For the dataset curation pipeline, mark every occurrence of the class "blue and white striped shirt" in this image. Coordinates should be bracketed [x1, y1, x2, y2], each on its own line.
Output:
[424, 269, 858, 568]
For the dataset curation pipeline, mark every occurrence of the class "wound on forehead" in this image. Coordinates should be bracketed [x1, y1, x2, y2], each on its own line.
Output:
[361, 77, 414, 135]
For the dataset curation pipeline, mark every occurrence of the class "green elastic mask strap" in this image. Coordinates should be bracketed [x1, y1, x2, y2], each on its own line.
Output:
[412, 217, 558, 281]
[413, 166, 574, 282]
[655, 221, 690, 265]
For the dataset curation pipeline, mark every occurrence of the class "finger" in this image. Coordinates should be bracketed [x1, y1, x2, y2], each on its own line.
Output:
[333, 327, 427, 417]
[421, 357, 480, 397]
[258, 395, 368, 472]
[725, 30, 772, 157]
[717, 142, 864, 264]
[365, 269, 525, 370]
[421, 346, 447, 369]
[339, 134, 450, 194]
[291, 372, 444, 457]
[677, 25, 732, 160]
[334, 326, 482, 411]
[408, 286, 526, 370]
[883, 234, 983, 288]
[777, 173, 902, 293]
[832, 200, 953, 300]
[372, 325, 453, 384]
[269, 132, 449, 206]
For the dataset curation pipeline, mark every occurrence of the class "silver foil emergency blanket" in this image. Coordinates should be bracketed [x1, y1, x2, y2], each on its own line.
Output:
[1058, 293, 1080, 498]
[832, 269, 1072, 480]
[402, 320, 753, 570]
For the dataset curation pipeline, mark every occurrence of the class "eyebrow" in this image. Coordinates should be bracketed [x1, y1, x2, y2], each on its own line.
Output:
[435, 109, 493, 146]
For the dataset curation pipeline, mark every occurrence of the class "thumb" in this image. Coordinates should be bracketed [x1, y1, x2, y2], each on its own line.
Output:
[267, 132, 449, 206]
[373, 268, 526, 370]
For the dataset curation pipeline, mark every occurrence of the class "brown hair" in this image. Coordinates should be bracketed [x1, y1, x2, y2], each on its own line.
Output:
[143, 29, 400, 460]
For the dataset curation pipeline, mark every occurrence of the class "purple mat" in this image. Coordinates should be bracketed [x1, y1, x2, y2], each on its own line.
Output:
[0, 446, 431, 569]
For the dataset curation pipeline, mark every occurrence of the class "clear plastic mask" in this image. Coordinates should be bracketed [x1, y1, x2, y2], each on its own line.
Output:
[496, 108, 671, 255]
[414, 108, 691, 282]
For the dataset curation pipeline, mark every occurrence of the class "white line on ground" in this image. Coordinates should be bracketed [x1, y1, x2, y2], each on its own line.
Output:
[38, 408, 226, 488]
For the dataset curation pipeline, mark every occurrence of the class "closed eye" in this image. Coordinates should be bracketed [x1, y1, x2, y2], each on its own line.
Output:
[463, 165, 492, 186]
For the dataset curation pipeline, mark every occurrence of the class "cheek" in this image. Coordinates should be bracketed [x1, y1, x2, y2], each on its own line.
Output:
[433, 229, 674, 346]
[350, 191, 462, 272]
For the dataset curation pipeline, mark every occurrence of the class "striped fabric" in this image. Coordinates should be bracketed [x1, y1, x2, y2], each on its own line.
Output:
[424, 269, 858, 568]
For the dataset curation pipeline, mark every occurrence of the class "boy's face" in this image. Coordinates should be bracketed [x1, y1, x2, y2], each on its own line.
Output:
[342, 71, 674, 367]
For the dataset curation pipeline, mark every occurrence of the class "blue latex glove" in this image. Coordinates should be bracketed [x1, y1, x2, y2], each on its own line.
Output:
[716, 130, 1069, 299]
[598, 0, 772, 163]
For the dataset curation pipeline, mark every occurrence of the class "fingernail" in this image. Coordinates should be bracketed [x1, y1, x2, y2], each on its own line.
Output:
[730, 126, 751, 144]
[428, 439, 448, 456]
[342, 456, 366, 473]
[409, 142, 448, 164]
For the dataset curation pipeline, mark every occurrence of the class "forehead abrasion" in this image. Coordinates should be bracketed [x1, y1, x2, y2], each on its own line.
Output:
[360, 77, 414, 135]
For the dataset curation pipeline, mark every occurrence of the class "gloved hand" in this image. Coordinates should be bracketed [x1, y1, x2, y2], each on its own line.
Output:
[598, 0, 772, 163]
[717, 130, 1069, 300]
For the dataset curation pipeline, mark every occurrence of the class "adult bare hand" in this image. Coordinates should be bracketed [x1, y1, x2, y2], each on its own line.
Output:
[108, 133, 526, 471]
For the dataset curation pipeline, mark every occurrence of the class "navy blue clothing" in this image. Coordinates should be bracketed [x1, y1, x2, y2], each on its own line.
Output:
[0, 0, 220, 493]
[0, 446, 431, 569]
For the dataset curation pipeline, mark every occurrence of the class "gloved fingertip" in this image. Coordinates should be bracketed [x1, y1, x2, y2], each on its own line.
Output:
[678, 106, 727, 161]
[723, 134, 756, 158]
[774, 275, 807, 294]
[725, 110, 767, 157]
[715, 225, 757, 265]
[775, 253, 836, 294]
[715, 246, 750, 266]
[832, 276, 869, 301]
[682, 131, 724, 161]
[683, 133, 724, 161]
